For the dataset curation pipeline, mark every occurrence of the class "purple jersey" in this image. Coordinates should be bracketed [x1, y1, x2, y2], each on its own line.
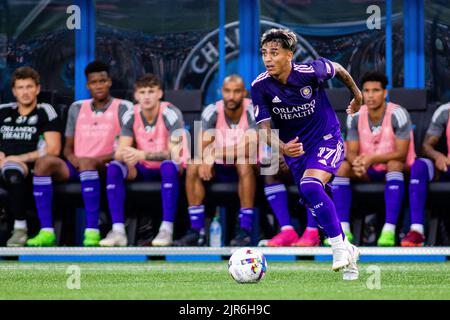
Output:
[251, 58, 341, 153]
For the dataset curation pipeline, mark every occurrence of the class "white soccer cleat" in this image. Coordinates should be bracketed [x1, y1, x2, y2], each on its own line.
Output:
[331, 247, 351, 271]
[99, 230, 128, 247]
[151, 229, 173, 247]
[343, 244, 360, 281]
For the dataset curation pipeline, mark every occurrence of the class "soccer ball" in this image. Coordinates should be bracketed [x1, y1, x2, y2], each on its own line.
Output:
[228, 247, 267, 284]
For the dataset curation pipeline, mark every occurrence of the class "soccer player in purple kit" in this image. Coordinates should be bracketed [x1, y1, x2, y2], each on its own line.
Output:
[251, 28, 362, 280]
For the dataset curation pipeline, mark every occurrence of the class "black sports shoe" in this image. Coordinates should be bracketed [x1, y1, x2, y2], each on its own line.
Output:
[173, 228, 207, 246]
[230, 229, 251, 246]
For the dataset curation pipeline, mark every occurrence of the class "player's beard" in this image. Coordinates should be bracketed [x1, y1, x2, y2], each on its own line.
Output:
[224, 100, 241, 111]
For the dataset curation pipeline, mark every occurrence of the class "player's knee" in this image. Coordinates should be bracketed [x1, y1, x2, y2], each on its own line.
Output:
[160, 160, 178, 176]
[2, 168, 25, 186]
[299, 177, 323, 201]
[337, 160, 352, 177]
[236, 164, 255, 178]
[410, 158, 434, 182]
[386, 160, 404, 172]
[34, 155, 57, 175]
[78, 158, 99, 171]
[186, 164, 200, 180]
[107, 160, 128, 179]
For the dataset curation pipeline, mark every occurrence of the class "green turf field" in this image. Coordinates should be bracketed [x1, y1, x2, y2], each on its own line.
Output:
[0, 261, 449, 300]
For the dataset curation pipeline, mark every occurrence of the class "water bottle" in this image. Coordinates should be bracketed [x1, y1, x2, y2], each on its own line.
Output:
[210, 210, 222, 247]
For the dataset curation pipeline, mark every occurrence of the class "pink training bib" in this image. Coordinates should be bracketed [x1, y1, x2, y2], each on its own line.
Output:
[133, 102, 189, 169]
[446, 109, 450, 158]
[358, 102, 416, 171]
[74, 98, 121, 158]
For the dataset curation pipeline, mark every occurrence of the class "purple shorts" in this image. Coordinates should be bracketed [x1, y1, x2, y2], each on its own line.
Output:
[366, 168, 387, 182]
[212, 163, 239, 183]
[64, 160, 79, 181]
[135, 163, 161, 182]
[285, 135, 345, 185]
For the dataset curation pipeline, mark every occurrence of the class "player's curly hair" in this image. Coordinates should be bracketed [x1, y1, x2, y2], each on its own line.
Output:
[10, 66, 40, 88]
[361, 71, 388, 89]
[260, 28, 297, 52]
[84, 60, 110, 78]
[134, 73, 162, 90]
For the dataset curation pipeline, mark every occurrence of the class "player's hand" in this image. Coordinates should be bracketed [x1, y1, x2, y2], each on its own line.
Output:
[346, 92, 363, 115]
[281, 137, 304, 157]
[122, 147, 144, 166]
[352, 155, 366, 177]
[435, 154, 450, 172]
[199, 163, 214, 181]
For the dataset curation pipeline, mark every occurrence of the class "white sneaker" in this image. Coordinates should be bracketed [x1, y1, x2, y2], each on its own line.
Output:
[343, 244, 360, 280]
[151, 229, 173, 247]
[99, 230, 127, 247]
[331, 246, 351, 271]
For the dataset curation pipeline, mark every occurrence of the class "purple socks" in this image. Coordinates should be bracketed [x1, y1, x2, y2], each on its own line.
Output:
[409, 158, 434, 226]
[331, 176, 352, 223]
[239, 208, 255, 233]
[160, 160, 179, 223]
[299, 177, 343, 239]
[33, 176, 53, 229]
[264, 183, 291, 227]
[106, 161, 128, 224]
[188, 205, 205, 231]
[385, 171, 405, 225]
[80, 170, 101, 230]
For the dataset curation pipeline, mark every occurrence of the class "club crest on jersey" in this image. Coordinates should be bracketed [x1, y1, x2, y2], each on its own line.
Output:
[300, 86, 312, 99]
[28, 115, 38, 125]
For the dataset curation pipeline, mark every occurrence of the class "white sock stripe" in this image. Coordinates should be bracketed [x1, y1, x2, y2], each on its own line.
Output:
[1, 163, 25, 175]
[189, 210, 204, 215]
[264, 185, 287, 195]
[386, 171, 404, 181]
[79, 174, 100, 181]
[79, 171, 99, 177]
[79, 174, 100, 180]
[300, 180, 324, 188]
[332, 177, 350, 185]
[33, 177, 52, 184]
[188, 206, 205, 214]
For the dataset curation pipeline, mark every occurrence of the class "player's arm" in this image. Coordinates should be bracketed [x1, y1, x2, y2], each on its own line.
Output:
[346, 140, 359, 164]
[367, 138, 410, 165]
[5, 131, 61, 163]
[422, 134, 450, 171]
[331, 62, 363, 114]
[63, 103, 79, 167]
